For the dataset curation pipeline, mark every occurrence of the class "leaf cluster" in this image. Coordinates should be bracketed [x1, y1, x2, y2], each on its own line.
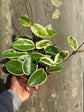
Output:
[1, 15, 82, 87]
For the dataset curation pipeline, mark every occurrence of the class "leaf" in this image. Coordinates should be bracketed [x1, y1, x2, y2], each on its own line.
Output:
[12, 39, 35, 51]
[1, 49, 27, 58]
[68, 36, 78, 50]
[46, 29, 57, 37]
[19, 15, 31, 26]
[18, 55, 28, 61]
[54, 51, 69, 64]
[45, 46, 60, 55]
[36, 40, 51, 49]
[40, 57, 54, 66]
[30, 52, 44, 60]
[6, 59, 23, 75]
[28, 69, 47, 87]
[31, 23, 48, 37]
[44, 54, 52, 58]
[22, 56, 37, 75]
[35, 37, 43, 43]
[47, 65, 62, 73]
[16, 35, 32, 40]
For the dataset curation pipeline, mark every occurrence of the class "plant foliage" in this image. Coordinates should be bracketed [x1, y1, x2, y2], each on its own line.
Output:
[1, 15, 83, 87]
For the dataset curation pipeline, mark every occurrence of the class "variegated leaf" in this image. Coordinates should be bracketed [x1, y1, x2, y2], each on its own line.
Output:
[54, 51, 69, 64]
[36, 40, 51, 49]
[28, 69, 47, 87]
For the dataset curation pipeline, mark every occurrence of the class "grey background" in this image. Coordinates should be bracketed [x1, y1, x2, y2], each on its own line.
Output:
[0, 0, 83, 112]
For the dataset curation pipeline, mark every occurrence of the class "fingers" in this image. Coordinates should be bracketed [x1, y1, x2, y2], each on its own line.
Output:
[11, 76, 39, 91]
[33, 86, 39, 91]
[26, 87, 33, 94]
[11, 76, 19, 87]
[11, 76, 17, 82]
[17, 76, 27, 88]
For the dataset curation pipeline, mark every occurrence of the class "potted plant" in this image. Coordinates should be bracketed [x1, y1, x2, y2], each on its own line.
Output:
[1, 1, 84, 87]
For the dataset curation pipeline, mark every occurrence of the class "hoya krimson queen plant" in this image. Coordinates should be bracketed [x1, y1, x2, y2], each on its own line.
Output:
[1, 15, 84, 87]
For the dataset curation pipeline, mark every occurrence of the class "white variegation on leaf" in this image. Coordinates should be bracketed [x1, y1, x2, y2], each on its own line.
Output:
[45, 46, 60, 55]
[30, 52, 44, 60]
[6, 59, 23, 75]
[1, 49, 27, 58]
[27, 69, 47, 87]
[22, 56, 37, 75]
[16, 35, 32, 40]
[46, 29, 57, 37]
[47, 65, 62, 73]
[40, 56, 54, 66]
[54, 51, 69, 64]
[31, 23, 48, 37]
[12, 39, 35, 51]
[67, 36, 78, 50]
[18, 55, 28, 61]
[19, 15, 31, 26]
[36, 40, 51, 49]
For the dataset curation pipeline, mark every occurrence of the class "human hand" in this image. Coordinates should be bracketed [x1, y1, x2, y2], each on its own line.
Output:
[10, 76, 39, 103]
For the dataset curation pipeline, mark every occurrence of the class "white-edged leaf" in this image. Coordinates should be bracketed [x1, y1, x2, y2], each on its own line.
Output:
[36, 40, 51, 49]
[6, 59, 23, 75]
[27, 69, 47, 87]
[30, 52, 44, 60]
[67, 36, 78, 50]
[19, 15, 31, 26]
[12, 39, 35, 51]
[18, 55, 28, 61]
[31, 23, 48, 37]
[46, 29, 57, 37]
[45, 46, 60, 55]
[40, 57, 54, 66]
[54, 51, 69, 64]
[1, 49, 27, 58]
[22, 56, 37, 75]
[16, 35, 32, 40]
[47, 65, 62, 73]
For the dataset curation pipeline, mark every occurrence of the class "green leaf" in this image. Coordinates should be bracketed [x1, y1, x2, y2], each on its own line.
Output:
[46, 29, 57, 37]
[18, 55, 28, 61]
[23, 56, 37, 75]
[40, 57, 54, 66]
[31, 23, 48, 37]
[54, 51, 69, 64]
[68, 36, 78, 50]
[47, 65, 62, 73]
[36, 40, 51, 49]
[45, 46, 60, 55]
[44, 54, 52, 58]
[28, 69, 47, 87]
[16, 35, 32, 40]
[12, 39, 35, 51]
[6, 59, 23, 75]
[35, 37, 43, 43]
[30, 52, 44, 60]
[1, 49, 27, 58]
[19, 15, 31, 26]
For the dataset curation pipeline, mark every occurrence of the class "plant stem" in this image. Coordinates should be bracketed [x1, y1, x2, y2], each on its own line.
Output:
[59, 42, 84, 64]
[47, 42, 84, 71]
[24, 0, 30, 18]
[77, 50, 84, 52]
[28, 0, 33, 25]
[76, 42, 84, 51]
